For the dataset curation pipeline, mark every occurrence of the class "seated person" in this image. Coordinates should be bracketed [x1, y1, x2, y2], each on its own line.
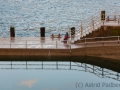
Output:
[64, 32, 69, 40]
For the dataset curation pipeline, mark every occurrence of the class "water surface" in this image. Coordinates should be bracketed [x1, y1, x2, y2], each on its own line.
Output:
[0, 60, 120, 90]
[0, 0, 120, 37]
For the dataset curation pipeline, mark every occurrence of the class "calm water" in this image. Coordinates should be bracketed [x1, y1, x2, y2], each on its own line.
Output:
[0, 60, 120, 90]
[0, 0, 120, 37]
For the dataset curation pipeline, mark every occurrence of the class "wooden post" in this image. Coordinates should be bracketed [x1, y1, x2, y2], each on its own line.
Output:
[10, 27, 15, 37]
[101, 11, 105, 20]
[71, 27, 75, 38]
[101, 11, 105, 25]
[40, 27, 45, 37]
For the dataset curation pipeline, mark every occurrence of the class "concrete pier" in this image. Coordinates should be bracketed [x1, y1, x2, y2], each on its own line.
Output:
[0, 46, 120, 61]
[0, 21, 120, 61]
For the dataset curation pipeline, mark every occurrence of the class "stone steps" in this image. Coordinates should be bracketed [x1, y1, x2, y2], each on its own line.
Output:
[74, 26, 120, 44]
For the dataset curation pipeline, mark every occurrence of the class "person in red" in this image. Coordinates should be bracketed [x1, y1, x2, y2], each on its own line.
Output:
[64, 32, 69, 40]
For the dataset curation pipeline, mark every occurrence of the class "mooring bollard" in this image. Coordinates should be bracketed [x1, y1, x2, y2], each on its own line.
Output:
[40, 27, 45, 37]
[10, 27, 15, 37]
[71, 27, 75, 38]
[101, 11, 105, 20]
[101, 11, 105, 25]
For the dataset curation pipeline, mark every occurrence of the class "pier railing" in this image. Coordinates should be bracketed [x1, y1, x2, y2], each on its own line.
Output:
[0, 37, 71, 49]
[74, 13, 101, 41]
[0, 36, 120, 49]
[74, 13, 120, 41]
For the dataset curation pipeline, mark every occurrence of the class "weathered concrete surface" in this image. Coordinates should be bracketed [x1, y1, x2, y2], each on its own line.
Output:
[85, 46, 120, 60]
[0, 46, 120, 61]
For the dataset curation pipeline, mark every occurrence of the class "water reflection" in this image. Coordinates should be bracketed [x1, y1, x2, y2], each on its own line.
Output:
[20, 79, 38, 88]
[0, 60, 120, 82]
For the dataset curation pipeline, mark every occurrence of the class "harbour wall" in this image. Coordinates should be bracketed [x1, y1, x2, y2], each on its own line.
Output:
[0, 46, 120, 61]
